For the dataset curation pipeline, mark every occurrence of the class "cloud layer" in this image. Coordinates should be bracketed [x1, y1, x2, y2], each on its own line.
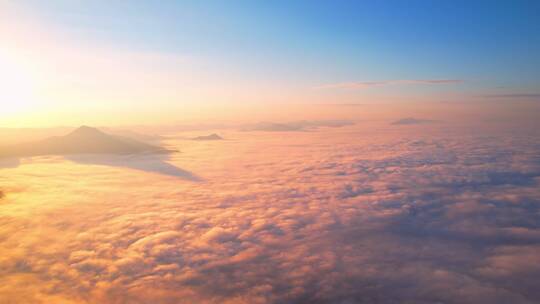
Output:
[0, 124, 539, 303]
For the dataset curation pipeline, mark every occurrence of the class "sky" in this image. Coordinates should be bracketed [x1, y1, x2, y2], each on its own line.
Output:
[1, 0, 539, 126]
[0, 0, 540, 127]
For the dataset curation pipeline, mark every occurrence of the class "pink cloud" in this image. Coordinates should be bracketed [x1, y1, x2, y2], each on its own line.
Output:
[0, 123, 539, 303]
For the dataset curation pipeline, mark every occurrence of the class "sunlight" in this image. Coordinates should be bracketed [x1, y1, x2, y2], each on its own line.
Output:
[0, 53, 38, 116]
[0, 1, 539, 303]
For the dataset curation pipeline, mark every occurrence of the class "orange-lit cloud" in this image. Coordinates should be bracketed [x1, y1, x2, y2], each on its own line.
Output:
[1, 123, 539, 303]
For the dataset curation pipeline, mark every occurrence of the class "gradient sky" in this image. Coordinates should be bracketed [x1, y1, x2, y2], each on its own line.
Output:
[1, 0, 540, 126]
[2, 3, 540, 303]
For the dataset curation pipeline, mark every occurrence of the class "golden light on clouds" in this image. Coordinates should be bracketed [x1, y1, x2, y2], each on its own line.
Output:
[1, 124, 540, 303]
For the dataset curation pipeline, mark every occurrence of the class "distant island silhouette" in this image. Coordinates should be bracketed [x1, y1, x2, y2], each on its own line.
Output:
[391, 117, 437, 125]
[240, 120, 354, 132]
[0, 126, 173, 158]
[191, 133, 223, 141]
[240, 122, 303, 132]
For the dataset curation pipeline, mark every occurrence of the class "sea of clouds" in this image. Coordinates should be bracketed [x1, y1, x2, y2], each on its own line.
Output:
[0, 124, 539, 303]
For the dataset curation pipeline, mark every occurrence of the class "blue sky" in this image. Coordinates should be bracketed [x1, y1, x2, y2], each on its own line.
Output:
[17, 0, 538, 87]
[1, 0, 540, 124]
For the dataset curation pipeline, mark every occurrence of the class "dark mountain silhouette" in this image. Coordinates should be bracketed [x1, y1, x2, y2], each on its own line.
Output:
[240, 122, 304, 132]
[391, 117, 437, 125]
[240, 120, 354, 132]
[0, 126, 172, 158]
[192, 133, 223, 141]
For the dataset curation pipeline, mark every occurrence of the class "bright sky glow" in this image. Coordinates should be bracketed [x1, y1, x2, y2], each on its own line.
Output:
[0, 1, 539, 126]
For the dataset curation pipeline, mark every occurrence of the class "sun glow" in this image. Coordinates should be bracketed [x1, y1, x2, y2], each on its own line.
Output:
[0, 52, 39, 117]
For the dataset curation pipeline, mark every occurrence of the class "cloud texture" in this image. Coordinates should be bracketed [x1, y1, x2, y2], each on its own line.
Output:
[0, 123, 539, 303]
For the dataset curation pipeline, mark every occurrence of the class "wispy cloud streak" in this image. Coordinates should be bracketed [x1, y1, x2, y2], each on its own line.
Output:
[481, 93, 540, 99]
[317, 79, 464, 89]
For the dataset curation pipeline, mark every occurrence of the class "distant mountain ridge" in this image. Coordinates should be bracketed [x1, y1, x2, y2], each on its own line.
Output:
[0, 126, 172, 158]
[191, 133, 223, 141]
[391, 118, 437, 125]
[240, 120, 354, 132]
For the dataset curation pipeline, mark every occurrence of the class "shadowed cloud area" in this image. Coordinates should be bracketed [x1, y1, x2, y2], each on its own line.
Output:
[1, 125, 540, 303]
[65, 154, 201, 181]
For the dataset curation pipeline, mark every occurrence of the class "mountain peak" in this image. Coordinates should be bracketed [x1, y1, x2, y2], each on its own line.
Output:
[391, 118, 437, 125]
[69, 126, 105, 137]
[0, 126, 171, 158]
[192, 133, 224, 140]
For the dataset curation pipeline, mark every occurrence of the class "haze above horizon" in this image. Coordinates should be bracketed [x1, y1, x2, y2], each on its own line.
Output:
[1, 0, 539, 127]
